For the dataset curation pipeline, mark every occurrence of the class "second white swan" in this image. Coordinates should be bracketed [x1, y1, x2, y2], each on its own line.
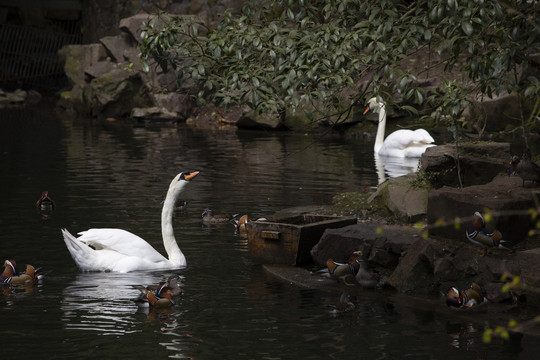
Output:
[62, 170, 199, 272]
[364, 97, 436, 157]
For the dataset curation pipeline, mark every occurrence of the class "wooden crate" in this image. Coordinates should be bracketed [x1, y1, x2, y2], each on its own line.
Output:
[247, 214, 357, 265]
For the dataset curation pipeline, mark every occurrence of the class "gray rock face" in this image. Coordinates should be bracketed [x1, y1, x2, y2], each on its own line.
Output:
[311, 223, 421, 269]
[421, 142, 511, 188]
[84, 68, 152, 117]
[427, 175, 537, 244]
[59, 14, 191, 120]
[368, 174, 428, 223]
[311, 222, 539, 305]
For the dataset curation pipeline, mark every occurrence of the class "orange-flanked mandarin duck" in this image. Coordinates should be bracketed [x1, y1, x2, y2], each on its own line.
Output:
[133, 275, 182, 308]
[508, 155, 520, 176]
[234, 214, 250, 235]
[465, 211, 510, 256]
[446, 283, 485, 308]
[1, 260, 37, 285]
[326, 251, 377, 288]
[36, 190, 55, 211]
[233, 214, 268, 236]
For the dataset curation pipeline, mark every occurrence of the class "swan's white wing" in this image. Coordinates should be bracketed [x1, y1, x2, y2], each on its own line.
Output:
[76, 228, 168, 264]
[379, 129, 435, 157]
[411, 129, 435, 144]
[62, 229, 172, 272]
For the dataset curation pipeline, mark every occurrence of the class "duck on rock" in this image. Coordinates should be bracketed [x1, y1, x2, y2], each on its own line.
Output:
[508, 155, 520, 176]
[516, 148, 540, 187]
[446, 283, 486, 308]
[465, 211, 510, 256]
[326, 251, 377, 288]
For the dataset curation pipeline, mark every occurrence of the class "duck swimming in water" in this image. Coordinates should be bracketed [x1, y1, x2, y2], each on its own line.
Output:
[36, 190, 55, 210]
[446, 283, 486, 308]
[1, 260, 38, 285]
[133, 275, 182, 308]
[36, 190, 55, 218]
[202, 208, 236, 225]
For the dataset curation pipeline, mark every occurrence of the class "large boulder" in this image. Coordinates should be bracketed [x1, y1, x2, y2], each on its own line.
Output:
[59, 14, 193, 119]
[368, 174, 429, 223]
[386, 235, 521, 299]
[463, 92, 524, 132]
[421, 142, 511, 188]
[119, 13, 150, 44]
[237, 109, 285, 130]
[310, 223, 421, 269]
[99, 32, 137, 63]
[83, 68, 152, 117]
[427, 175, 537, 244]
[59, 44, 107, 87]
[131, 106, 179, 121]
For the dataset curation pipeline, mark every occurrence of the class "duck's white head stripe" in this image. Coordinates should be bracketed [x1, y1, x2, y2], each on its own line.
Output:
[474, 211, 485, 225]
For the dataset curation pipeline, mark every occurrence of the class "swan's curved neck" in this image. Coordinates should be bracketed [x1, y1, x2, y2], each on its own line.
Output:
[374, 104, 386, 154]
[161, 187, 185, 266]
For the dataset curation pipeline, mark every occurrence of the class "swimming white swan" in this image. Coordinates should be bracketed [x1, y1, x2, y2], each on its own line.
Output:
[364, 97, 436, 157]
[61, 171, 199, 273]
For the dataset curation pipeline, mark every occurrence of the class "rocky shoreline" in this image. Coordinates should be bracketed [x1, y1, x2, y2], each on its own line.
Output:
[251, 142, 539, 326]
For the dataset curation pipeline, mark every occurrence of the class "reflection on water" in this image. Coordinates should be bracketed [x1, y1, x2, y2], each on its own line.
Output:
[1, 103, 537, 359]
[61, 272, 183, 335]
[375, 152, 422, 184]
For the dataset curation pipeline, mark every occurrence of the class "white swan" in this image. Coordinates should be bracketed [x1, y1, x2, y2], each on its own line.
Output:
[364, 97, 436, 157]
[61, 171, 199, 273]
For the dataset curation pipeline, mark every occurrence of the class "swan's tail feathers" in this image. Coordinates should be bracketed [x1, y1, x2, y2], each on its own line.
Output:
[61, 228, 96, 271]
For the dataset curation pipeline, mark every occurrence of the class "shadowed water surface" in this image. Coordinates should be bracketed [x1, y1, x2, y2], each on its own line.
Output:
[0, 103, 537, 359]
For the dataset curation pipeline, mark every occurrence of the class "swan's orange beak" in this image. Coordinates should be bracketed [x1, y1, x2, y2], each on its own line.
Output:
[184, 171, 199, 181]
[363, 105, 371, 115]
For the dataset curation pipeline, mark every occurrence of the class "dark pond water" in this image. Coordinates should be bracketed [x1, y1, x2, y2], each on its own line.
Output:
[1, 101, 538, 359]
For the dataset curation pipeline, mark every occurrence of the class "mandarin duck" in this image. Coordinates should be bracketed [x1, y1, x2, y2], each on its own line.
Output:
[446, 283, 486, 308]
[508, 155, 520, 176]
[326, 251, 377, 288]
[233, 214, 268, 236]
[133, 275, 182, 308]
[1, 260, 38, 285]
[465, 211, 510, 256]
[234, 214, 249, 235]
[328, 292, 356, 315]
[202, 208, 235, 225]
[174, 200, 188, 212]
[36, 190, 55, 217]
[516, 148, 540, 187]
